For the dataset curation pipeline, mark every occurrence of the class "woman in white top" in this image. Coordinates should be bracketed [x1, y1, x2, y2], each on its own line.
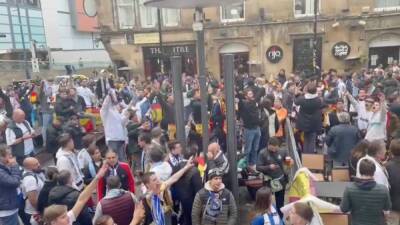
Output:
[365, 95, 387, 142]
[356, 140, 389, 189]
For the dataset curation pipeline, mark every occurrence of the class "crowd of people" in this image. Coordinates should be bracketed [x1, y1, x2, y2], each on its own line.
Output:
[0, 59, 399, 225]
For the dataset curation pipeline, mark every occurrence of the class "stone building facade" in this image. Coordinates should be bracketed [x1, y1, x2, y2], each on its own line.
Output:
[95, 0, 400, 79]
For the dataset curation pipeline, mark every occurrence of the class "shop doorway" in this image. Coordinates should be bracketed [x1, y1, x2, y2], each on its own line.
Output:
[219, 43, 250, 76]
[369, 34, 400, 69]
[143, 45, 197, 78]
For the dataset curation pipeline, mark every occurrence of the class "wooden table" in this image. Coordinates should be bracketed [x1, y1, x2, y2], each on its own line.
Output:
[315, 181, 352, 198]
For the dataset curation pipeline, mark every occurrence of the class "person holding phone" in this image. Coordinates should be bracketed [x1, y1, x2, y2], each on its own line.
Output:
[6, 109, 37, 165]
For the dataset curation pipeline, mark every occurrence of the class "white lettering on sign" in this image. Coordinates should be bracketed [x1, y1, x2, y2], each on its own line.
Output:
[148, 46, 191, 55]
[334, 45, 349, 57]
[173, 46, 189, 54]
[268, 49, 281, 60]
[150, 47, 162, 54]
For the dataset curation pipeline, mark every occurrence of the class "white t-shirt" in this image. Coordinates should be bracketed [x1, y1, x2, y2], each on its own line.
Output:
[150, 162, 172, 182]
[21, 172, 45, 215]
[356, 155, 389, 189]
[77, 86, 95, 107]
[5, 121, 35, 155]
[77, 149, 92, 169]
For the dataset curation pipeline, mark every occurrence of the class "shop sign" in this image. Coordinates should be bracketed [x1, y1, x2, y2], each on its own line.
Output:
[143, 45, 196, 58]
[134, 33, 160, 44]
[266, 45, 283, 63]
[332, 42, 351, 59]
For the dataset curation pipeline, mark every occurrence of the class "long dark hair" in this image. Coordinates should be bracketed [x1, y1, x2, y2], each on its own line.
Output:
[254, 187, 273, 214]
[351, 139, 370, 162]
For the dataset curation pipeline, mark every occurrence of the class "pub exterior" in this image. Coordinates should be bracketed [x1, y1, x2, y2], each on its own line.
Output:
[96, 0, 400, 79]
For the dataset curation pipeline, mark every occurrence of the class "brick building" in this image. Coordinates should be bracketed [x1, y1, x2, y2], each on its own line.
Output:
[95, 0, 400, 79]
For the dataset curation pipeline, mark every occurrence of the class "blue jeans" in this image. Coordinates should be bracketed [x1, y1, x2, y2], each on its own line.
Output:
[41, 112, 53, 145]
[244, 127, 261, 166]
[0, 212, 19, 225]
[108, 140, 127, 162]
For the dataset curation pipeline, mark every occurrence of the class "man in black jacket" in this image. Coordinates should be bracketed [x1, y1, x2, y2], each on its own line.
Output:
[295, 82, 324, 153]
[256, 137, 289, 218]
[239, 89, 261, 170]
[55, 90, 76, 121]
[386, 139, 400, 225]
[48, 170, 92, 225]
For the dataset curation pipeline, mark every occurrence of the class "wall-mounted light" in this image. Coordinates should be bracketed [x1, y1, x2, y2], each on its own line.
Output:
[332, 21, 340, 28]
[358, 20, 366, 26]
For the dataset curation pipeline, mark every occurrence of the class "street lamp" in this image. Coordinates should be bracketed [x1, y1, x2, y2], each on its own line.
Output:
[145, 0, 243, 200]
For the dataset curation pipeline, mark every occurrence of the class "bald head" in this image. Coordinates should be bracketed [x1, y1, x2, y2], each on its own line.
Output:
[208, 142, 221, 156]
[12, 109, 25, 123]
[23, 157, 40, 171]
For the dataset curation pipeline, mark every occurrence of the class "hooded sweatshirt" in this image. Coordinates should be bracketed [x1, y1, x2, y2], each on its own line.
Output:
[340, 178, 391, 225]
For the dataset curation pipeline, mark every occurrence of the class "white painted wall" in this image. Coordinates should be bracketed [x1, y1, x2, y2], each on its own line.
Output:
[40, 0, 111, 68]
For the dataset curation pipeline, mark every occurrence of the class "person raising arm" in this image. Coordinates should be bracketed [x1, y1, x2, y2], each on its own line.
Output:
[43, 164, 108, 225]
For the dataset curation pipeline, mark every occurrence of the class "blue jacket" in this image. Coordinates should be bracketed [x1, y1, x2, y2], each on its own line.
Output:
[0, 162, 22, 211]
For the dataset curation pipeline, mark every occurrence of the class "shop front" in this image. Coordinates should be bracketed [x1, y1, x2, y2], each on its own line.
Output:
[219, 43, 250, 76]
[142, 44, 197, 77]
[369, 33, 400, 69]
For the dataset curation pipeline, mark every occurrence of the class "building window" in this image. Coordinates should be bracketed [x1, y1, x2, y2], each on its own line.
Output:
[7, 0, 41, 8]
[138, 0, 157, 28]
[294, 0, 318, 17]
[25, 0, 40, 8]
[220, 2, 245, 23]
[162, 8, 180, 27]
[375, 0, 400, 11]
[115, 0, 135, 29]
[293, 37, 322, 75]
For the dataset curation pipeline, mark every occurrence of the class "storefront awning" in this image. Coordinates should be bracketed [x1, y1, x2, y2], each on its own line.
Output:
[345, 55, 361, 60]
[369, 33, 400, 48]
[118, 67, 132, 71]
[219, 43, 249, 54]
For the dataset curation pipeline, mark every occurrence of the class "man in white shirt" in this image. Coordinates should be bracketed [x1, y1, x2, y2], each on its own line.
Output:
[6, 109, 36, 165]
[356, 140, 389, 189]
[56, 134, 84, 191]
[100, 90, 129, 162]
[21, 157, 45, 225]
[149, 146, 172, 182]
[77, 79, 96, 108]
